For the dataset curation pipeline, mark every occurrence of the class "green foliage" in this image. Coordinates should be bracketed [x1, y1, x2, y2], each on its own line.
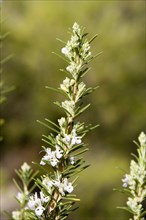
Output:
[10, 23, 98, 220]
[1, 2, 145, 220]
[0, 16, 14, 141]
[11, 163, 38, 220]
[117, 132, 146, 220]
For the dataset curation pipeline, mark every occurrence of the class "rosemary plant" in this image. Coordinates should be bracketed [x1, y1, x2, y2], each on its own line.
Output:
[11, 163, 38, 220]
[11, 22, 99, 219]
[119, 132, 146, 220]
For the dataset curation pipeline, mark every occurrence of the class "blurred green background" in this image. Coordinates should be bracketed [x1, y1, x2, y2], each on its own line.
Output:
[1, 1, 145, 220]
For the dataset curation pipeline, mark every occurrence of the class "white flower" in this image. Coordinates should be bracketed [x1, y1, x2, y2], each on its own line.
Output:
[40, 191, 50, 203]
[72, 22, 80, 35]
[63, 134, 71, 143]
[27, 192, 46, 217]
[42, 176, 53, 193]
[56, 182, 65, 195]
[40, 147, 59, 167]
[63, 129, 82, 148]
[70, 156, 75, 165]
[61, 47, 69, 55]
[12, 211, 21, 220]
[53, 176, 74, 195]
[138, 132, 146, 145]
[70, 35, 79, 47]
[16, 192, 24, 204]
[58, 117, 66, 127]
[71, 135, 81, 145]
[60, 78, 75, 93]
[50, 153, 58, 167]
[71, 129, 82, 145]
[61, 100, 75, 117]
[53, 177, 65, 196]
[80, 41, 91, 60]
[63, 178, 74, 193]
[55, 145, 63, 159]
[35, 205, 45, 217]
[40, 148, 52, 166]
[27, 192, 40, 210]
[66, 62, 79, 75]
[122, 174, 130, 187]
[66, 65, 74, 73]
[40, 160, 46, 165]
[21, 162, 30, 172]
[127, 197, 142, 214]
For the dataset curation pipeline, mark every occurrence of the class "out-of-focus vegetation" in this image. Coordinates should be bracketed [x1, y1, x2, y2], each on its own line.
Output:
[0, 16, 14, 141]
[1, 1, 145, 220]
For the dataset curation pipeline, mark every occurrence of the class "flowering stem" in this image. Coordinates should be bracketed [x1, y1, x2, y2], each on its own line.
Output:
[119, 132, 146, 220]
[11, 22, 99, 220]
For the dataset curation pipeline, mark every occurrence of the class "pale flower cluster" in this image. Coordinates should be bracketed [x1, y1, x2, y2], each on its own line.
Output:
[61, 100, 75, 117]
[63, 128, 82, 148]
[122, 132, 146, 219]
[42, 175, 73, 196]
[60, 77, 75, 94]
[21, 162, 30, 172]
[58, 117, 82, 149]
[27, 191, 50, 217]
[40, 123, 81, 167]
[61, 22, 92, 78]
[12, 163, 32, 220]
[138, 131, 146, 145]
[40, 145, 63, 167]
[60, 77, 87, 103]
[12, 22, 93, 220]
[16, 192, 26, 204]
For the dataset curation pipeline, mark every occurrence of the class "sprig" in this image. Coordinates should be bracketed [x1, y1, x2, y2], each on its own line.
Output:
[11, 163, 38, 220]
[118, 132, 146, 220]
[11, 22, 99, 219]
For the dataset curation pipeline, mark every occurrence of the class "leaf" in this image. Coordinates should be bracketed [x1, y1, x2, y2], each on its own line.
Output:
[131, 153, 138, 161]
[72, 176, 79, 185]
[78, 67, 91, 79]
[88, 34, 98, 44]
[15, 170, 23, 182]
[52, 51, 70, 64]
[74, 103, 90, 118]
[37, 120, 59, 134]
[82, 33, 89, 38]
[45, 118, 60, 129]
[13, 178, 23, 193]
[141, 210, 146, 217]
[46, 86, 68, 98]
[42, 137, 55, 148]
[72, 148, 89, 157]
[32, 161, 49, 174]
[117, 206, 134, 214]
[54, 101, 73, 117]
[85, 51, 102, 65]
[56, 38, 66, 44]
[27, 170, 39, 185]
[68, 164, 90, 177]
[82, 123, 100, 134]
[68, 143, 86, 153]
[93, 51, 103, 59]
[61, 197, 80, 202]
[42, 133, 56, 144]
